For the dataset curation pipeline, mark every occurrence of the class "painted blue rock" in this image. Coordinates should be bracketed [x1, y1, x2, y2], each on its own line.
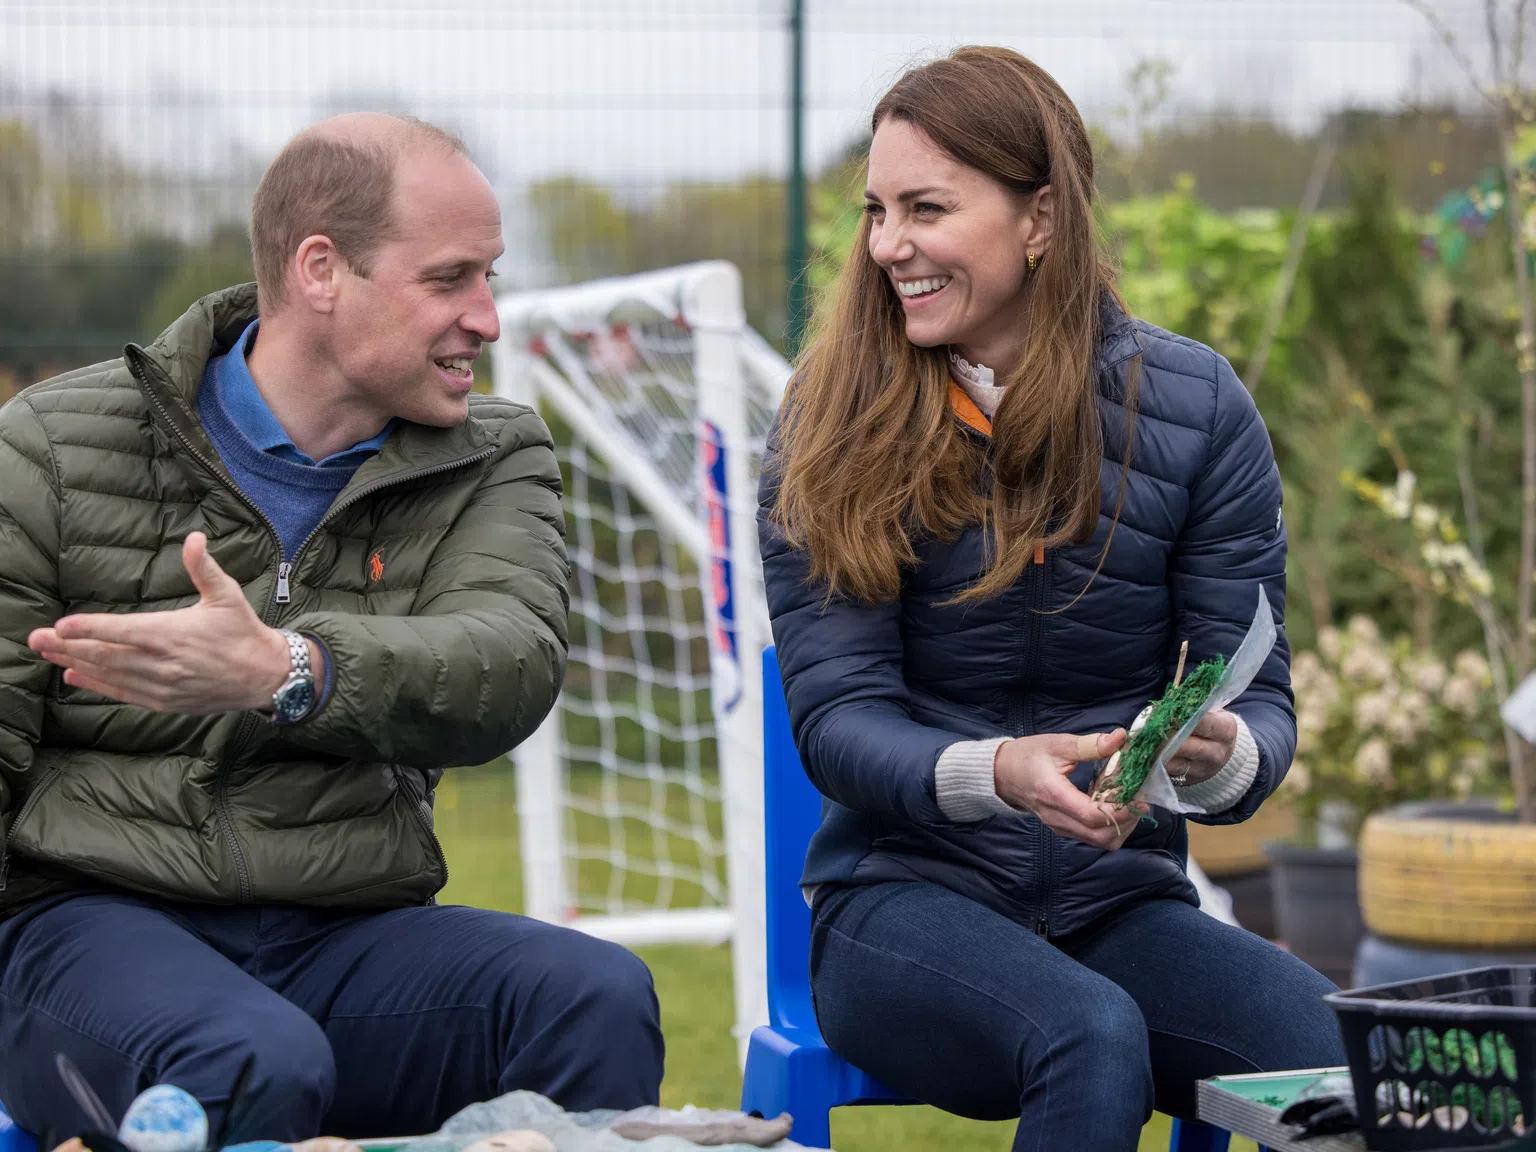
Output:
[118, 1085, 208, 1152]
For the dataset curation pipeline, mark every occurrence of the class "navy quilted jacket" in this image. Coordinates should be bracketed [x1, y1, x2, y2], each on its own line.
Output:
[757, 297, 1294, 937]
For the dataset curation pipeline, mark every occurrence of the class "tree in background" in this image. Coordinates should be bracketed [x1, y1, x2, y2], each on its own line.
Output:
[528, 175, 787, 346]
[1378, 0, 1536, 818]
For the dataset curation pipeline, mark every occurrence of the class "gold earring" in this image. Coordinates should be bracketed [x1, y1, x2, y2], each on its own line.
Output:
[1028, 251, 1038, 272]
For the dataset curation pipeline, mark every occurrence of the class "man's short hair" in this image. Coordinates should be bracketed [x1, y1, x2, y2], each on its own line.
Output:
[250, 115, 468, 308]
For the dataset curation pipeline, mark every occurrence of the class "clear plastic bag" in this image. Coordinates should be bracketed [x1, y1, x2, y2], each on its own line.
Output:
[431, 1092, 813, 1152]
[1133, 588, 1277, 816]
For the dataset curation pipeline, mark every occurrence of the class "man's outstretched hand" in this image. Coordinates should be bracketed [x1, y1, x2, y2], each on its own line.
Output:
[28, 531, 299, 715]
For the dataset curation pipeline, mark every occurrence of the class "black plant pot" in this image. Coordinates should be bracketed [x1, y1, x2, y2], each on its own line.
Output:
[1264, 842, 1364, 988]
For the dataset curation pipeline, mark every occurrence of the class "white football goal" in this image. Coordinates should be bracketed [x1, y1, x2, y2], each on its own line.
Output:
[492, 262, 789, 1057]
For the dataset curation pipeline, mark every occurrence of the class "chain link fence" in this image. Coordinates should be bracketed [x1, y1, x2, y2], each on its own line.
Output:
[0, 0, 1489, 391]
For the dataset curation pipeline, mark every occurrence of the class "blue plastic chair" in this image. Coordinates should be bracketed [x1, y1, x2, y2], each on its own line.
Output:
[0, 1100, 38, 1152]
[740, 647, 1243, 1152]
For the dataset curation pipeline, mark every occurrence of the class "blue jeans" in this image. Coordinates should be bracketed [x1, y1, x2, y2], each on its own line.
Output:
[0, 894, 664, 1142]
[810, 881, 1346, 1152]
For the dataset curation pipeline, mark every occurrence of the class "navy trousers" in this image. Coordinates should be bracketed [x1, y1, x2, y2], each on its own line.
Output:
[811, 882, 1346, 1152]
[0, 893, 664, 1142]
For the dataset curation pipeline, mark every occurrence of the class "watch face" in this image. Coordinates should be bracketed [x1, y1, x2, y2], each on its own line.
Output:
[274, 678, 315, 724]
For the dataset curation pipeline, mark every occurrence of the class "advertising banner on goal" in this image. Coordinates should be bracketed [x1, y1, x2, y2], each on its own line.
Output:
[699, 419, 744, 714]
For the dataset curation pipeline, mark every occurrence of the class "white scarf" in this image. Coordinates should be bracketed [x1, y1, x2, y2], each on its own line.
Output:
[947, 350, 1005, 419]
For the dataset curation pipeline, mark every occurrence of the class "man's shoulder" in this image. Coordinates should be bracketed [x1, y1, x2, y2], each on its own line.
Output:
[466, 393, 554, 454]
[7, 357, 145, 425]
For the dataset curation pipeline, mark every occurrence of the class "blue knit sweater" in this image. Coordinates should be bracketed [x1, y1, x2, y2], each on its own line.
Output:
[196, 318, 393, 560]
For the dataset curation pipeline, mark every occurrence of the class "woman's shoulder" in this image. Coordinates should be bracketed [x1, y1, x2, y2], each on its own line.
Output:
[1113, 318, 1256, 439]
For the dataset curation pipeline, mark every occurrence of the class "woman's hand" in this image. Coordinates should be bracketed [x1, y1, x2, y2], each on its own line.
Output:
[993, 729, 1144, 850]
[1165, 708, 1238, 786]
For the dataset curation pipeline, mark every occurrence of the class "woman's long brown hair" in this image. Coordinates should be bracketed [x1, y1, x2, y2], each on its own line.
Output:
[772, 46, 1132, 604]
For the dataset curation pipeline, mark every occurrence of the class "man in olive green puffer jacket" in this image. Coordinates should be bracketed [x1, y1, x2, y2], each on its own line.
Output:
[0, 114, 663, 1140]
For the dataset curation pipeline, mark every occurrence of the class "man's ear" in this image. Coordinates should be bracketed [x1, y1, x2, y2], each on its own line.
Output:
[292, 234, 345, 315]
[1022, 185, 1056, 259]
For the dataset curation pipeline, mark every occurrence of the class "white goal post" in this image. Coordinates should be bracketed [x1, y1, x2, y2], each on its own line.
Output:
[491, 261, 789, 1058]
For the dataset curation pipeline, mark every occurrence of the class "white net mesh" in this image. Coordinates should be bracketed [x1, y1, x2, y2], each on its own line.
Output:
[516, 301, 785, 923]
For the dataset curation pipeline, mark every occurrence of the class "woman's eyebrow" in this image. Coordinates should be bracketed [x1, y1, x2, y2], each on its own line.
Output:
[865, 186, 948, 204]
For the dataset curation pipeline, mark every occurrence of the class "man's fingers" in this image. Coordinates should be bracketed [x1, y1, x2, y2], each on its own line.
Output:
[31, 638, 157, 674]
[61, 667, 162, 710]
[183, 532, 242, 604]
[45, 611, 161, 647]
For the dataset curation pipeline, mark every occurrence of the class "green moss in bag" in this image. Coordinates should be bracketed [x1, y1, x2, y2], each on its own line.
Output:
[1096, 655, 1226, 808]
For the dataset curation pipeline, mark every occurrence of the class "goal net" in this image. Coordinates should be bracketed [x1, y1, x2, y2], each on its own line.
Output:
[491, 262, 789, 1052]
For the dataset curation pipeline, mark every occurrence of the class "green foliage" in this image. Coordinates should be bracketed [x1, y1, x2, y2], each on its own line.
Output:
[528, 174, 789, 348]
[1106, 174, 1294, 372]
[1099, 656, 1226, 806]
[1095, 108, 1500, 215]
[142, 224, 254, 337]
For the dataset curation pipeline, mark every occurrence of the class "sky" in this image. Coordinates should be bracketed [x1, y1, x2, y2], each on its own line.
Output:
[0, 0, 1494, 187]
[0, 0, 1506, 289]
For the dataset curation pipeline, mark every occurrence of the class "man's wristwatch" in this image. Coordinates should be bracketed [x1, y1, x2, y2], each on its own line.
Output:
[266, 629, 317, 725]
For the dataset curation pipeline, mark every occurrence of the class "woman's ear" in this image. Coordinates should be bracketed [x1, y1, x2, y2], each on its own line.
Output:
[1022, 185, 1056, 259]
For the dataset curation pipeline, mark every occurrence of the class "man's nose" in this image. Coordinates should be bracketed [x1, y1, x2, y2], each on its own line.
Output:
[464, 279, 501, 344]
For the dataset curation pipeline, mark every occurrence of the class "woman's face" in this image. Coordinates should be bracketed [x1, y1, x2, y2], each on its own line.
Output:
[864, 117, 1053, 373]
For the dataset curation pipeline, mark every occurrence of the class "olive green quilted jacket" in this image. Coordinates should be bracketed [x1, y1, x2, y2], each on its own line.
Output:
[0, 285, 569, 916]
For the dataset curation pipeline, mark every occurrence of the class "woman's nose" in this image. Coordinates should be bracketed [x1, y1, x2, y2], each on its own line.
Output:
[870, 218, 913, 267]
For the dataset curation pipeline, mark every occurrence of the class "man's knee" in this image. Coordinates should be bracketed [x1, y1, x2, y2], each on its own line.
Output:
[544, 935, 661, 1037]
[510, 929, 663, 1100]
[201, 1005, 336, 1142]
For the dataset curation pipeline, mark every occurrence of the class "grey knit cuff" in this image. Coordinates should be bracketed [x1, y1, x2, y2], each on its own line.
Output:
[935, 737, 1014, 822]
[1174, 714, 1259, 815]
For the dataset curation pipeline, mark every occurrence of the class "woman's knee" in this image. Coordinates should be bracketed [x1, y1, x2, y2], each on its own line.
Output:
[1051, 983, 1150, 1069]
[1260, 964, 1349, 1068]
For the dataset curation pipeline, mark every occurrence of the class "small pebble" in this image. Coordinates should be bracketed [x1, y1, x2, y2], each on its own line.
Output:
[461, 1131, 557, 1152]
[118, 1085, 207, 1152]
[285, 1140, 362, 1152]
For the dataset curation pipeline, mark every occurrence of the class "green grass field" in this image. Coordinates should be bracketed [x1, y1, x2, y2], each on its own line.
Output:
[433, 762, 1258, 1152]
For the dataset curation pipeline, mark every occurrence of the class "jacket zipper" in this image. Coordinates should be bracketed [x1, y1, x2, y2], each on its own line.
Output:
[274, 449, 496, 603]
[0, 764, 68, 890]
[402, 773, 451, 893]
[132, 354, 279, 902]
[128, 349, 493, 902]
[271, 452, 493, 901]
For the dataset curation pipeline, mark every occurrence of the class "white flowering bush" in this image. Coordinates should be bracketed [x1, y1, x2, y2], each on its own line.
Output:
[1285, 614, 1505, 841]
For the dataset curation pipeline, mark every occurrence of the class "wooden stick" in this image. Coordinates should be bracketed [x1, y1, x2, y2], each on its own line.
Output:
[1173, 640, 1190, 689]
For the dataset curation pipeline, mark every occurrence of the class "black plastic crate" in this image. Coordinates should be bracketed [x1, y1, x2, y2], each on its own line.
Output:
[1326, 966, 1536, 1149]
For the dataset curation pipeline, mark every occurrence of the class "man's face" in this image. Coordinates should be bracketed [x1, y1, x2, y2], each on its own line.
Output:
[330, 149, 503, 428]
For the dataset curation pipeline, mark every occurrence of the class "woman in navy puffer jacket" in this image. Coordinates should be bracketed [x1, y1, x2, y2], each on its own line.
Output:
[758, 47, 1345, 1151]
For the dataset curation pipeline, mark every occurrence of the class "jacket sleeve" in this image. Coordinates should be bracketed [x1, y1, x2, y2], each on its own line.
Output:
[1170, 353, 1295, 825]
[0, 398, 63, 828]
[284, 407, 569, 768]
[758, 462, 964, 827]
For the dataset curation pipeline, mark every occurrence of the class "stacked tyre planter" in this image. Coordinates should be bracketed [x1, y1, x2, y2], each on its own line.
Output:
[1356, 802, 1536, 989]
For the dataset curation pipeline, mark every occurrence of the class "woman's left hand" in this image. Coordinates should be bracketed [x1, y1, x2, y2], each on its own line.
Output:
[1165, 708, 1237, 786]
